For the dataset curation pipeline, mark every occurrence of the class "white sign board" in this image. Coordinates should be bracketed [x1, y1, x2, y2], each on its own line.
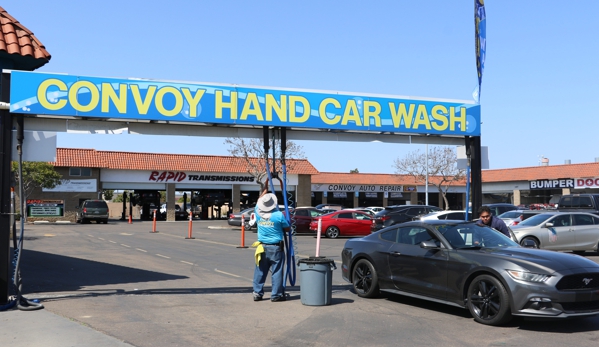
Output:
[43, 179, 97, 192]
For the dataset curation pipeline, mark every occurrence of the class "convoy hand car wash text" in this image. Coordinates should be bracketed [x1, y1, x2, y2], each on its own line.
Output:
[148, 171, 254, 182]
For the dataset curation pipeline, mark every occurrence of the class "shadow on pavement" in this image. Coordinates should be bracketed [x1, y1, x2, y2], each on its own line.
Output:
[19, 249, 188, 293]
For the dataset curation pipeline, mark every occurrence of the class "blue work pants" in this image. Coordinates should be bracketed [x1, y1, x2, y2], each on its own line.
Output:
[252, 244, 285, 299]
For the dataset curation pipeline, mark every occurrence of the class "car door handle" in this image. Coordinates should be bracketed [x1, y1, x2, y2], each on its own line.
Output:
[391, 251, 401, 256]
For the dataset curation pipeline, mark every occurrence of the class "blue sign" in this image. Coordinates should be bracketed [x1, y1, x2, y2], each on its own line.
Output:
[10, 71, 480, 136]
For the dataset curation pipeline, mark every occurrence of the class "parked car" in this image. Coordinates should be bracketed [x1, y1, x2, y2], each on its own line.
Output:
[290, 207, 325, 233]
[509, 212, 599, 253]
[342, 219, 599, 326]
[415, 210, 472, 221]
[315, 204, 344, 211]
[345, 208, 376, 216]
[483, 203, 518, 216]
[160, 203, 189, 220]
[371, 205, 442, 232]
[227, 207, 255, 230]
[366, 206, 385, 214]
[76, 199, 109, 224]
[557, 194, 599, 215]
[498, 210, 526, 227]
[309, 210, 372, 238]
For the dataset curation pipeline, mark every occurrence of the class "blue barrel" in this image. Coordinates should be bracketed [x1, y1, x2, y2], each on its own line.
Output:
[298, 257, 336, 306]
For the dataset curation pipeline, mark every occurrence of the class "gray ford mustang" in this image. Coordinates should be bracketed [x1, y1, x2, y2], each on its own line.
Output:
[341, 220, 599, 326]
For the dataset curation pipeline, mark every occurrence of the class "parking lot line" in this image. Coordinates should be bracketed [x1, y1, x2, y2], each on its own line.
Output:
[156, 254, 170, 259]
[214, 269, 241, 278]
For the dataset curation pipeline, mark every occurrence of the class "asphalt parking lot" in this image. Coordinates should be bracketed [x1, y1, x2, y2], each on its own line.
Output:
[2, 220, 599, 347]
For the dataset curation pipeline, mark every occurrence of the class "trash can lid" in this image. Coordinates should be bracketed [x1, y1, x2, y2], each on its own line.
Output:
[297, 256, 335, 264]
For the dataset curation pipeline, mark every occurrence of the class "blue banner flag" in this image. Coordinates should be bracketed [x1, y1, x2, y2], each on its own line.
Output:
[475, 0, 486, 103]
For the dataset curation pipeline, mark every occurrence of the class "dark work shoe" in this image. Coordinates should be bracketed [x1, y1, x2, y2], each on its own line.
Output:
[253, 293, 263, 302]
[271, 295, 286, 302]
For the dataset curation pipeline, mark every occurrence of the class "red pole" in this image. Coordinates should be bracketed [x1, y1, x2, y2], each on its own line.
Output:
[150, 209, 158, 233]
[128, 213, 132, 224]
[237, 214, 248, 248]
[186, 209, 195, 239]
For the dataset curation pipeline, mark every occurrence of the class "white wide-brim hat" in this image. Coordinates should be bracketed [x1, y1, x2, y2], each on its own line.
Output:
[257, 193, 278, 218]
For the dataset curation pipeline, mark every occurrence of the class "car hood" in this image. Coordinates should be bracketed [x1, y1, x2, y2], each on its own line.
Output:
[476, 247, 599, 273]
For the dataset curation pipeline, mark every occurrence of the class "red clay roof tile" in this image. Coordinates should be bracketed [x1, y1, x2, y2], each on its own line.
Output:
[53, 148, 319, 175]
[482, 163, 599, 182]
[0, 6, 51, 70]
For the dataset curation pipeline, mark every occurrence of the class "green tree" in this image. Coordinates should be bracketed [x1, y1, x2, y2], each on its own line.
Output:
[350, 168, 359, 173]
[12, 161, 62, 199]
[114, 190, 130, 203]
[103, 189, 114, 201]
[12, 161, 62, 220]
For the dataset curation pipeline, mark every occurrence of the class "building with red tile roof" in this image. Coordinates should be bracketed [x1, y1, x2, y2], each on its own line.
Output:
[25, 147, 599, 222]
[0, 5, 51, 70]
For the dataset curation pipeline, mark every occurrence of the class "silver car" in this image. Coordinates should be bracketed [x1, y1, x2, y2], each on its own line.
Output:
[509, 212, 599, 254]
[498, 210, 526, 227]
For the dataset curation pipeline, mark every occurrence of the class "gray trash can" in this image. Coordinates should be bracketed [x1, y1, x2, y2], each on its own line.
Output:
[297, 256, 336, 306]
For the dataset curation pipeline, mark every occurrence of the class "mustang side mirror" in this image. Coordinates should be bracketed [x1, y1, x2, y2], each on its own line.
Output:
[522, 239, 537, 248]
[420, 240, 439, 249]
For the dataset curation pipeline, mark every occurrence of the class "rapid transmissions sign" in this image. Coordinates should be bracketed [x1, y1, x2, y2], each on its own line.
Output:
[9, 71, 480, 136]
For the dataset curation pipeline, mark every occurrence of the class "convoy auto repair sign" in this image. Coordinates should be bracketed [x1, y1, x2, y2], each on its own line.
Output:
[529, 178, 599, 190]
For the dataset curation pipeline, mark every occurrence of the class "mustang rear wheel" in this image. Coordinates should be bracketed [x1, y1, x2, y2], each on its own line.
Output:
[352, 259, 379, 298]
[467, 274, 512, 325]
[325, 226, 340, 238]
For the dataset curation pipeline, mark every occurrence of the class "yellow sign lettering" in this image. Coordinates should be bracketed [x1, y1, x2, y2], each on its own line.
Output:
[363, 101, 381, 127]
[181, 88, 205, 117]
[216, 90, 238, 119]
[240, 92, 264, 121]
[318, 98, 341, 125]
[431, 105, 448, 131]
[412, 104, 431, 130]
[341, 100, 362, 126]
[450, 107, 466, 131]
[389, 103, 414, 128]
[101, 83, 127, 114]
[289, 95, 310, 123]
[265, 94, 287, 122]
[131, 85, 157, 115]
[155, 86, 183, 117]
[68, 81, 99, 112]
[37, 78, 67, 111]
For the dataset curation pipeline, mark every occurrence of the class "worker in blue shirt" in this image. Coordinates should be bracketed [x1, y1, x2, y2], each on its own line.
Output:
[252, 188, 290, 302]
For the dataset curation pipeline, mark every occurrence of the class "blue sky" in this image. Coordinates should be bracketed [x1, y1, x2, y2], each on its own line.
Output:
[6, 1, 599, 173]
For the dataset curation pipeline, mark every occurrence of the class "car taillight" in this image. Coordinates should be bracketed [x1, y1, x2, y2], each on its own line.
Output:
[380, 215, 390, 221]
[83, 208, 87, 213]
[512, 221, 519, 225]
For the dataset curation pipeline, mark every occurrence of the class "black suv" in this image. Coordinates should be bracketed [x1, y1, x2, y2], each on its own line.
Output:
[76, 199, 109, 224]
[558, 194, 599, 215]
[371, 205, 442, 232]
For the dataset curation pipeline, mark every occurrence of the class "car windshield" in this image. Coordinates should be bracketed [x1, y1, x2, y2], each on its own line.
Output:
[517, 213, 554, 226]
[86, 201, 106, 208]
[435, 223, 518, 249]
[310, 210, 326, 217]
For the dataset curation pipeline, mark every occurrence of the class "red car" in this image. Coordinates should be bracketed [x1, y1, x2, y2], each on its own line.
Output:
[309, 210, 373, 238]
